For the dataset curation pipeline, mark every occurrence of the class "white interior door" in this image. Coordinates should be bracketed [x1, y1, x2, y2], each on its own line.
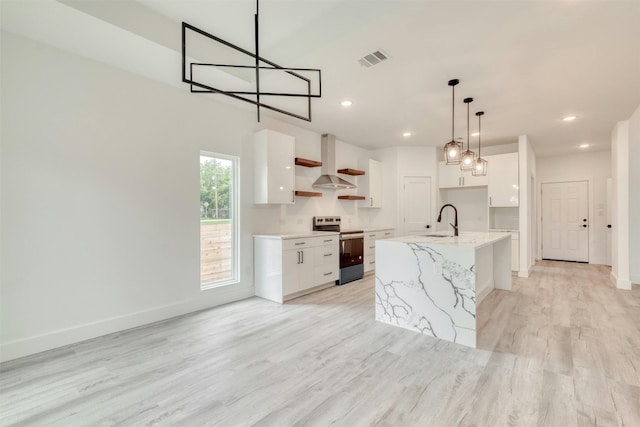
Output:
[402, 176, 432, 235]
[541, 181, 589, 262]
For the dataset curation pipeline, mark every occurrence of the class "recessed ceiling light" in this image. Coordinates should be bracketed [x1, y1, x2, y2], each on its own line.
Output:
[579, 143, 590, 148]
[340, 100, 353, 107]
[563, 115, 577, 121]
[471, 132, 480, 137]
[402, 132, 412, 137]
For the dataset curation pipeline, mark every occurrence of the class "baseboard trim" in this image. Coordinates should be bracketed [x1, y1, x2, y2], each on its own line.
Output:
[518, 266, 531, 278]
[0, 286, 254, 363]
[589, 257, 610, 266]
[610, 271, 632, 290]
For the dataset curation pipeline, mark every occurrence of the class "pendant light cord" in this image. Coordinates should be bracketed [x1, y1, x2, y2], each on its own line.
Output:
[466, 102, 470, 151]
[478, 114, 481, 158]
[451, 84, 455, 141]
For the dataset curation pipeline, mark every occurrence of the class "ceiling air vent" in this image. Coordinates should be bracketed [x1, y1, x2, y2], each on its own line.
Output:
[357, 50, 389, 68]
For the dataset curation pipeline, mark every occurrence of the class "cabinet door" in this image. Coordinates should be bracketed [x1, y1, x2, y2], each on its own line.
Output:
[297, 248, 316, 291]
[438, 161, 462, 188]
[282, 249, 301, 295]
[358, 159, 382, 208]
[511, 236, 520, 271]
[254, 130, 295, 204]
[461, 169, 488, 187]
[487, 153, 519, 207]
[369, 160, 382, 207]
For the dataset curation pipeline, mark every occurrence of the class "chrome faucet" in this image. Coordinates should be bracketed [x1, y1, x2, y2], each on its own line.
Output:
[437, 204, 459, 236]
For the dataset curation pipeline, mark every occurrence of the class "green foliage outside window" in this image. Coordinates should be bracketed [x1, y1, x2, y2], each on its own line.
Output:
[200, 156, 232, 219]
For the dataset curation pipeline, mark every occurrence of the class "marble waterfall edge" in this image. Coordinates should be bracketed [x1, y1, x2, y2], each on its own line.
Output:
[375, 240, 477, 347]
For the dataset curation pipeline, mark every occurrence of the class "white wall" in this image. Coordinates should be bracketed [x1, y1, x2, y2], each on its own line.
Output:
[0, 33, 388, 361]
[611, 121, 631, 289]
[628, 105, 640, 285]
[536, 150, 612, 265]
[374, 146, 438, 235]
[440, 188, 489, 232]
[518, 135, 536, 277]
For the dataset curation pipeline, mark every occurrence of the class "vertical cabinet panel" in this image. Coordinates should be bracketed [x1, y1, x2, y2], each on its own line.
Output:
[358, 159, 382, 208]
[254, 129, 295, 204]
[486, 152, 519, 207]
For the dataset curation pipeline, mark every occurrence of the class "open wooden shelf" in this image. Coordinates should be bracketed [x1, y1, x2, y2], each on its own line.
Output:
[295, 190, 323, 198]
[337, 168, 365, 176]
[295, 158, 322, 168]
[337, 195, 365, 200]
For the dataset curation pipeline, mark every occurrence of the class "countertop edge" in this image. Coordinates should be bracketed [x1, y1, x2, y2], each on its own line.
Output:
[254, 231, 340, 239]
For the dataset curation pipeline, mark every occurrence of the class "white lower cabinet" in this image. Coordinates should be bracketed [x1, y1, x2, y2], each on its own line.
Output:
[255, 234, 339, 303]
[511, 232, 520, 272]
[364, 229, 394, 273]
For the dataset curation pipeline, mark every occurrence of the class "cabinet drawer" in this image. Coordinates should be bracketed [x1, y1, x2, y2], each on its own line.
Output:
[315, 247, 338, 266]
[315, 267, 338, 285]
[282, 235, 337, 251]
[381, 230, 394, 238]
[316, 235, 339, 246]
[365, 231, 382, 240]
[282, 238, 313, 251]
[364, 258, 376, 272]
[364, 241, 376, 256]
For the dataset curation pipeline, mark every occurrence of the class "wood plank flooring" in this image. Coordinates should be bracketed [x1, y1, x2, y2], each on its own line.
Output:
[1, 260, 639, 426]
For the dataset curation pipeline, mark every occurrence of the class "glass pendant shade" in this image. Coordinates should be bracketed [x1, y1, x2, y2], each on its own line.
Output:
[444, 79, 461, 165]
[460, 150, 476, 170]
[472, 111, 488, 176]
[444, 140, 463, 164]
[460, 97, 476, 171]
[472, 157, 488, 176]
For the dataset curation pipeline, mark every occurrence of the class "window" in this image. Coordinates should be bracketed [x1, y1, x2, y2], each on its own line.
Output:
[200, 151, 239, 288]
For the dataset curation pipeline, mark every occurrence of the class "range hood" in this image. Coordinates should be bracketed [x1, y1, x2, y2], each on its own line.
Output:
[312, 134, 357, 190]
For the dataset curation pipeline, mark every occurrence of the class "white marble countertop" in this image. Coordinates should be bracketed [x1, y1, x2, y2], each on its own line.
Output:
[383, 231, 511, 249]
[254, 231, 339, 239]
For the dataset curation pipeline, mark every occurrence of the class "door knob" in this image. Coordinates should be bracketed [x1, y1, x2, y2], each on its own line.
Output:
[607, 224, 612, 228]
[583, 218, 587, 222]
[582, 224, 588, 228]
[425, 225, 431, 229]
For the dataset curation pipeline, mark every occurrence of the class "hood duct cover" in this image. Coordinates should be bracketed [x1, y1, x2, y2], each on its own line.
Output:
[312, 134, 357, 190]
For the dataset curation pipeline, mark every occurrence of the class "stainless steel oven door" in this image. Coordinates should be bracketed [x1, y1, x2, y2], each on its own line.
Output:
[340, 233, 364, 268]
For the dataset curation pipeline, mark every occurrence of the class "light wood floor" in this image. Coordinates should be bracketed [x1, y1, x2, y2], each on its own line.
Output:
[1, 261, 639, 426]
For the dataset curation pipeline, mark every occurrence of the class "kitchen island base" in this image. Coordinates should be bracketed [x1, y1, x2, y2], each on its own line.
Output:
[375, 232, 511, 348]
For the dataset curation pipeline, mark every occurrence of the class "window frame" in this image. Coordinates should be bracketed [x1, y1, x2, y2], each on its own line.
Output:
[199, 150, 240, 290]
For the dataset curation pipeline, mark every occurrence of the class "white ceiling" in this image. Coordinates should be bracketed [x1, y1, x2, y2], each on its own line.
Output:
[2, 0, 639, 157]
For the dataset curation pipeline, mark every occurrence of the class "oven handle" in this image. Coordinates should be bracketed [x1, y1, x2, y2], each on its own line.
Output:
[339, 234, 364, 240]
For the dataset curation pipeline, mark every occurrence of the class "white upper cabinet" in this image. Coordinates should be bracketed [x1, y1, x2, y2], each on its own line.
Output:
[438, 162, 488, 188]
[358, 159, 382, 208]
[438, 161, 462, 188]
[462, 168, 489, 187]
[486, 152, 519, 207]
[254, 129, 295, 204]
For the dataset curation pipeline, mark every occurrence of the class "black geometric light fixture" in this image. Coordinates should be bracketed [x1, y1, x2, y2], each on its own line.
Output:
[181, 0, 321, 122]
[460, 97, 476, 171]
[472, 111, 488, 176]
[443, 79, 463, 164]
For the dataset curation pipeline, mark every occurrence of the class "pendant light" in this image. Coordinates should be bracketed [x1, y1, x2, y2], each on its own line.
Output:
[472, 111, 488, 176]
[443, 79, 462, 164]
[460, 97, 476, 171]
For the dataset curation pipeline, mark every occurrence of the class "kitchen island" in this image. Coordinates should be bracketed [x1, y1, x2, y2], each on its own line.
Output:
[375, 232, 511, 348]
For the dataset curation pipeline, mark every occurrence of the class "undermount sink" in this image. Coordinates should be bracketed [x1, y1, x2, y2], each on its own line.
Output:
[423, 233, 455, 238]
